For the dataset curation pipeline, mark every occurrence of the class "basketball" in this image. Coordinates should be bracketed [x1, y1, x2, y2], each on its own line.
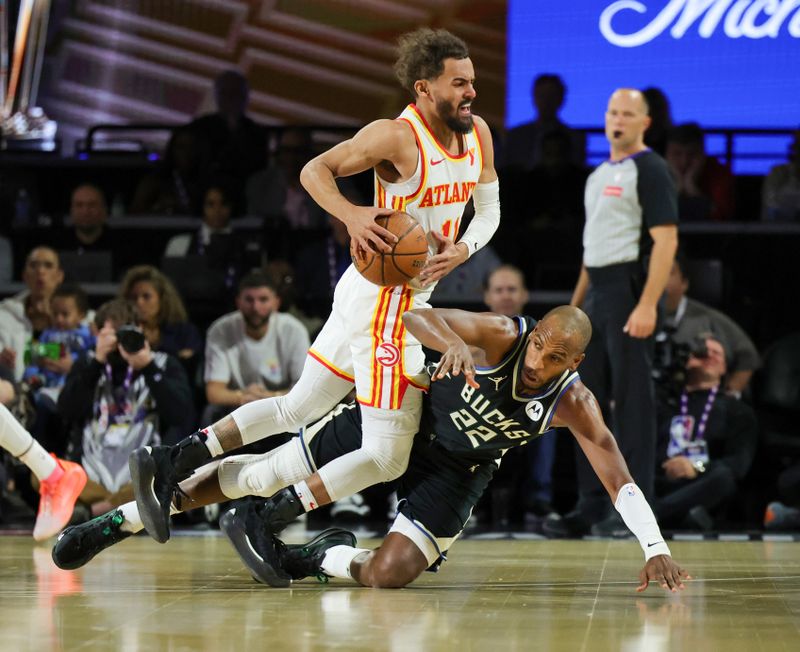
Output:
[350, 211, 429, 286]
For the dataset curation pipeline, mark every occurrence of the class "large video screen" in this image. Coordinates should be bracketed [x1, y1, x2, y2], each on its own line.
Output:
[507, 1, 800, 172]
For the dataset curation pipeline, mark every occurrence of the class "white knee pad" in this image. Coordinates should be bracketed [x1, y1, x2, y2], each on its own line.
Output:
[359, 391, 422, 480]
[217, 438, 314, 499]
[232, 357, 353, 445]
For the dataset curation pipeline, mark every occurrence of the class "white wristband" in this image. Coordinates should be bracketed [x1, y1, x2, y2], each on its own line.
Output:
[614, 483, 671, 561]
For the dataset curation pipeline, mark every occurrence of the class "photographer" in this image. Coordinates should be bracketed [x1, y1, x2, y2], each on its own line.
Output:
[661, 251, 759, 396]
[654, 335, 757, 530]
[58, 299, 195, 518]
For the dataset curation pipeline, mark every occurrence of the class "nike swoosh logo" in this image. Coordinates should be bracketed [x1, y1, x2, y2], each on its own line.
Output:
[646, 541, 665, 547]
[430, 158, 445, 166]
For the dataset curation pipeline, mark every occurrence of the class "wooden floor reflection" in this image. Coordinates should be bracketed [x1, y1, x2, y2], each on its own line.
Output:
[1, 532, 799, 651]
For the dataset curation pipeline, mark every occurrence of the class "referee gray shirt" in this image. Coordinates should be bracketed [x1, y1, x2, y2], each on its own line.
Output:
[583, 150, 677, 268]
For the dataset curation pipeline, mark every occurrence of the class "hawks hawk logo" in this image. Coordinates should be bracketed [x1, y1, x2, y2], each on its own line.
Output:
[525, 400, 544, 422]
[375, 342, 400, 367]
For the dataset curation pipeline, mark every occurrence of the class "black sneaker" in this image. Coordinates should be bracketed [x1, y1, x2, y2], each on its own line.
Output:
[219, 501, 292, 588]
[129, 446, 179, 544]
[51, 509, 132, 570]
[278, 528, 358, 582]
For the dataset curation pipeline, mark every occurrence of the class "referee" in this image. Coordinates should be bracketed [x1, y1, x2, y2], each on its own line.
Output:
[555, 88, 678, 537]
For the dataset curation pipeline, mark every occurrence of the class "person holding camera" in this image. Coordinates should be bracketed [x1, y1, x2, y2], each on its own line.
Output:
[661, 251, 759, 397]
[57, 299, 195, 518]
[654, 335, 757, 530]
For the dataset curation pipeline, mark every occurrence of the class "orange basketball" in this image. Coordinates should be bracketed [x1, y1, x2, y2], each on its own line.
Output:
[350, 211, 429, 287]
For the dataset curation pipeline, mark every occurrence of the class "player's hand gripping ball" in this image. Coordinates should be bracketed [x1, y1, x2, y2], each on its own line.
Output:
[351, 211, 428, 286]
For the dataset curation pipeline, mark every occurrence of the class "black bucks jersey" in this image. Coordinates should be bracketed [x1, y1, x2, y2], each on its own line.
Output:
[419, 316, 579, 462]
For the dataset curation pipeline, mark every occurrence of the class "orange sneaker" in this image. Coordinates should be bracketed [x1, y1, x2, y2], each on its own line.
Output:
[33, 456, 88, 541]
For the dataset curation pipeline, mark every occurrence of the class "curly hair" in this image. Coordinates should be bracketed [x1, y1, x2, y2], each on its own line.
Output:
[394, 28, 469, 97]
[118, 265, 188, 325]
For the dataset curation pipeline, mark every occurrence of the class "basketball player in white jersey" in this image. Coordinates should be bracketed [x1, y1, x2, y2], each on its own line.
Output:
[129, 27, 502, 544]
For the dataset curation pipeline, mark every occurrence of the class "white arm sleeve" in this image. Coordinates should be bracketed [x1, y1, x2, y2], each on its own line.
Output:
[457, 179, 500, 258]
[614, 483, 671, 561]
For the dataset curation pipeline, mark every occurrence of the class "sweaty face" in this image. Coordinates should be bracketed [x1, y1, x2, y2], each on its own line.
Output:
[23, 248, 63, 299]
[237, 286, 279, 331]
[51, 296, 84, 331]
[605, 90, 650, 150]
[430, 57, 476, 134]
[484, 269, 527, 317]
[518, 321, 579, 392]
[128, 281, 161, 324]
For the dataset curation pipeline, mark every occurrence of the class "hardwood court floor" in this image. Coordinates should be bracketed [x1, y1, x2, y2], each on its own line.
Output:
[1, 531, 798, 652]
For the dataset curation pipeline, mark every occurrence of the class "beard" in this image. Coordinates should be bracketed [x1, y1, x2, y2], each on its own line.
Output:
[243, 313, 270, 330]
[437, 98, 473, 134]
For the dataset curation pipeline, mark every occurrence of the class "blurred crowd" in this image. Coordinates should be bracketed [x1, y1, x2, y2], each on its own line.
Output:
[2, 71, 799, 535]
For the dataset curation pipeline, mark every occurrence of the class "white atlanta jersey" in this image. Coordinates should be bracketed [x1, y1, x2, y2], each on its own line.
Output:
[309, 104, 485, 410]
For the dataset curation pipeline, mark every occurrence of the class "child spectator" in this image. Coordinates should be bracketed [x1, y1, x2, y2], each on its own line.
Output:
[23, 283, 94, 399]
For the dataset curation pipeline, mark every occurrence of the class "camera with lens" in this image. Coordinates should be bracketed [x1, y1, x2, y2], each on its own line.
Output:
[116, 325, 146, 354]
[652, 328, 708, 407]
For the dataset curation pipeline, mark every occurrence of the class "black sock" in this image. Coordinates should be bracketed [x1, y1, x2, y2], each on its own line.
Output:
[170, 432, 212, 476]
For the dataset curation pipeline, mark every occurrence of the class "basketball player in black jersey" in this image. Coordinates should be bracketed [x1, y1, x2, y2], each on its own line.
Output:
[53, 306, 688, 593]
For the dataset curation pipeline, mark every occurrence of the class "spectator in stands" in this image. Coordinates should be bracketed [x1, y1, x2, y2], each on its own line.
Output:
[163, 181, 242, 268]
[501, 73, 584, 171]
[189, 70, 267, 189]
[761, 128, 800, 221]
[23, 284, 94, 455]
[130, 127, 205, 216]
[58, 299, 194, 517]
[61, 184, 112, 252]
[642, 87, 674, 157]
[654, 335, 757, 530]
[246, 127, 325, 230]
[661, 251, 759, 396]
[665, 122, 735, 221]
[118, 266, 203, 367]
[0, 247, 63, 381]
[203, 271, 309, 423]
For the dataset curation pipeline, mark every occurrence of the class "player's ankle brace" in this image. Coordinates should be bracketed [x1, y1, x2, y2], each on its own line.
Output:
[614, 483, 671, 561]
[171, 432, 213, 476]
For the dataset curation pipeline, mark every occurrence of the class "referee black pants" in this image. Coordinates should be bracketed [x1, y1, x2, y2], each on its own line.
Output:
[574, 262, 657, 520]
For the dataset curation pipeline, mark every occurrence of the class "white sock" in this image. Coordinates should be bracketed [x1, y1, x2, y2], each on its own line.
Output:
[0, 404, 57, 481]
[119, 500, 181, 534]
[217, 440, 313, 499]
[293, 480, 319, 512]
[119, 501, 144, 533]
[202, 426, 224, 457]
[320, 545, 370, 580]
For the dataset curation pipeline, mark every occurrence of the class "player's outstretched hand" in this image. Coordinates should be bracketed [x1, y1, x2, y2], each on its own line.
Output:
[636, 555, 691, 593]
[433, 340, 478, 389]
[346, 207, 397, 256]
